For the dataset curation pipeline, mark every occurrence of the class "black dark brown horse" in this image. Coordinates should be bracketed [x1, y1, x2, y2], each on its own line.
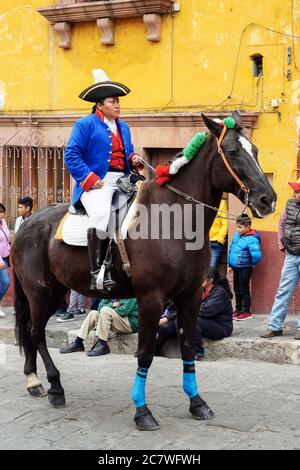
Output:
[12, 112, 276, 431]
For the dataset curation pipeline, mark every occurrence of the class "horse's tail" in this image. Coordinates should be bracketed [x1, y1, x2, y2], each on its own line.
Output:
[14, 271, 30, 354]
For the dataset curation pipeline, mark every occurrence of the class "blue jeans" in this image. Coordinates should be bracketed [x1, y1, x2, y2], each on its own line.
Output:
[0, 260, 10, 301]
[268, 253, 300, 331]
[210, 241, 224, 268]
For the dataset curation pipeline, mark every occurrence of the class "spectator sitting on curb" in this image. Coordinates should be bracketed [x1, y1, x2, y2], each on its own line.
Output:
[261, 178, 300, 340]
[149, 269, 233, 361]
[133, 301, 177, 358]
[195, 268, 233, 360]
[154, 301, 177, 356]
[59, 298, 138, 356]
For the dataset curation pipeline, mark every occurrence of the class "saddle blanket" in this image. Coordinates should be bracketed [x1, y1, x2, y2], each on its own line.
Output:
[55, 183, 144, 246]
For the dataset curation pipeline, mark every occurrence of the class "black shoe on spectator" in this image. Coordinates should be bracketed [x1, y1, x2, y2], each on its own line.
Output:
[87, 340, 110, 357]
[60, 340, 84, 354]
[74, 309, 86, 316]
[55, 307, 67, 317]
[57, 312, 75, 322]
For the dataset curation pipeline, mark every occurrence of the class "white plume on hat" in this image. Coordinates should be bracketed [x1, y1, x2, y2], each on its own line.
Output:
[92, 69, 111, 83]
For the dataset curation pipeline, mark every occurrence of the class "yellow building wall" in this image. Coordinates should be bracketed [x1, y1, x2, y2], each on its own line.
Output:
[1, 0, 300, 230]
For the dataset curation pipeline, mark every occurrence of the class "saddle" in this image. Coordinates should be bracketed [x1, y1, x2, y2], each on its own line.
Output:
[55, 173, 146, 281]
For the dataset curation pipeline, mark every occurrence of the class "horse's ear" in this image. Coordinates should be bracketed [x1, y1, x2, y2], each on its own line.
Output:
[232, 111, 243, 130]
[201, 114, 222, 137]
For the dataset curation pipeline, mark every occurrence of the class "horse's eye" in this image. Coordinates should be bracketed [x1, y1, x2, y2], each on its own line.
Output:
[227, 149, 236, 157]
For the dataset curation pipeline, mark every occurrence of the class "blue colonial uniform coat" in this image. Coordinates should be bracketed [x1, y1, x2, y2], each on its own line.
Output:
[64, 114, 134, 205]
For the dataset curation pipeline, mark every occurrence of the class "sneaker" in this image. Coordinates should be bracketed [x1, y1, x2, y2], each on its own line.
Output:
[233, 311, 240, 319]
[56, 312, 75, 322]
[55, 308, 67, 317]
[235, 313, 253, 321]
[294, 331, 300, 340]
[0, 307, 5, 318]
[260, 328, 283, 338]
[74, 309, 86, 316]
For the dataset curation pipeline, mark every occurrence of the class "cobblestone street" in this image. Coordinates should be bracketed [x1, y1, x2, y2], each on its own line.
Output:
[1, 344, 300, 450]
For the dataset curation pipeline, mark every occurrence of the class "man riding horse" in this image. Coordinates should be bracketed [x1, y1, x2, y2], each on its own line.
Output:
[12, 104, 277, 430]
[64, 70, 142, 291]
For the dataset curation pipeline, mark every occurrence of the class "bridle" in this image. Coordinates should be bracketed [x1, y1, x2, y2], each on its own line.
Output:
[216, 125, 250, 210]
[138, 125, 251, 220]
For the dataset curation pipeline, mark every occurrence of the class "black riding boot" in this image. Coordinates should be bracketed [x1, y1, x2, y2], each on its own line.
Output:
[87, 228, 116, 291]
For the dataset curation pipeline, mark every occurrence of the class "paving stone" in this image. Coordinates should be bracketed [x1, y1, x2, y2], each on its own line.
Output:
[1, 345, 300, 450]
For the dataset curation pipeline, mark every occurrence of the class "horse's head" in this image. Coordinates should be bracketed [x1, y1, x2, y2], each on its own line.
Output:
[202, 111, 277, 218]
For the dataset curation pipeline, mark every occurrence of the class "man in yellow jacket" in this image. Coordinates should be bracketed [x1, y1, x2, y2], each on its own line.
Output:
[209, 198, 228, 268]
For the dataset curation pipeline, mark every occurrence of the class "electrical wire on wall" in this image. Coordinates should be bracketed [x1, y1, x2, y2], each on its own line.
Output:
[201, 21, 300, 111]
[291, 0, 300, 71]
[2, 20, 300, 114]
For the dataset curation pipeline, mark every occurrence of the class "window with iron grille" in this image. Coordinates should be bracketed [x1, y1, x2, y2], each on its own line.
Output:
[1, 146, 72, 228]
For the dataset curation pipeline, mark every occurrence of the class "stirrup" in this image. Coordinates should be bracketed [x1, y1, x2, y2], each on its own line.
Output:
[94, 266, 116, 291]
[96, 265, 106, 290]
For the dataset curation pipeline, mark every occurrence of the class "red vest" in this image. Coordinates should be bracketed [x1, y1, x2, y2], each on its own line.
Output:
[95, 109, 125, 171]
[110, 130, 126, 171]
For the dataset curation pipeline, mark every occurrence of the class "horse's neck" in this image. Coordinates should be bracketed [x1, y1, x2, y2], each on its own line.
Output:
[168, 134, 223, 231]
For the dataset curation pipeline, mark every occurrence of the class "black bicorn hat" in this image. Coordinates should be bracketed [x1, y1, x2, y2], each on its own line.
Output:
[79, 69, 130, 103]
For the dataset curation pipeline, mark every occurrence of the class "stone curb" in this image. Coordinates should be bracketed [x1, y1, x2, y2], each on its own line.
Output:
[1, 322, 300, 364]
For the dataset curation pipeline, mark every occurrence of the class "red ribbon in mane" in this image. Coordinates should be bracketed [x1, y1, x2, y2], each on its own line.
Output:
[155, 165, 171, 186]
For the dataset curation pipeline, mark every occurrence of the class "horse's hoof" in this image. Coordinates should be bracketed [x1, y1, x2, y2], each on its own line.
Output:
[189, 394, 214, 420]
[134, 405, 160, 431]
[48, 392, 66, 408]
[27, 385, 47, 398]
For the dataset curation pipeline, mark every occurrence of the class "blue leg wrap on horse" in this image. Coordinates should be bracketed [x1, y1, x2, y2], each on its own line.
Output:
[131, 367, 149, 407]
[182, 360, 198, 398]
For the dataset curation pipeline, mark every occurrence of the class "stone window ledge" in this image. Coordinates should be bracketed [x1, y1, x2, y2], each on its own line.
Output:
[37, 0, 175, 47]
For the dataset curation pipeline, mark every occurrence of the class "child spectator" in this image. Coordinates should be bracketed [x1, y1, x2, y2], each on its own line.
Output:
[228, 214, 262, 321]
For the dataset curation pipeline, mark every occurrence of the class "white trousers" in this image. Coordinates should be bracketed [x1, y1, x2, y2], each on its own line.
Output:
[77, 307, 132, 342]
[80, 171, 124, 230]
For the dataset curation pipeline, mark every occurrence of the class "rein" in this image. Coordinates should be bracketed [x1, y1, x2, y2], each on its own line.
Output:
[138, 126, 251, 221]
[216, 125, 250, 207]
